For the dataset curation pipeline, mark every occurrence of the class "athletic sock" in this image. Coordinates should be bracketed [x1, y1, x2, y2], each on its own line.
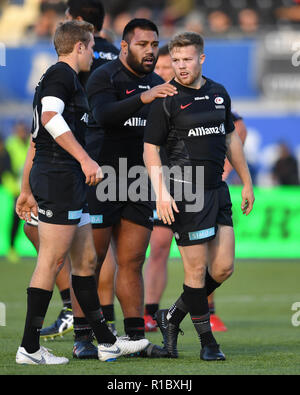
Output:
[145, 303, 159, 318]
[124, 317, 145, 339]
[73, 317, 92, 339]
[167, 294, 189, 326]
[182, 284, 217, 347]
[60, 288, 72, 309]
[21, 287, 53, 353]
[205, 269, 221, 297]
[71, 275, 116, 344]
[101, 304, 115, 323]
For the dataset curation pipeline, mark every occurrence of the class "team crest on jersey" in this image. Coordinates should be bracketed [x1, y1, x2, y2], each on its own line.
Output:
[214, 97, 224, 104]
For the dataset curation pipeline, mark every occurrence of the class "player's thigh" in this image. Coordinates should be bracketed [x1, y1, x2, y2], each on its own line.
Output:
[113, 218, 151, 267]
[37, 221, 77, 265]
[69, 223, 97, 276]
[207, 224, 235, 279]
[149, 226, 173, 259]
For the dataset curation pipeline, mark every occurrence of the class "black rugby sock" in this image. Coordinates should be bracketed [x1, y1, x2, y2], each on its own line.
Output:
[182, 284, 217, 347]
[73, 317, 92, 339]
[124, 317, 145, 339]
[145, 303, 159, 318]
[21, 287, 53, 353]
[167, 294, 189, 326]
[101, 304, 115, 323]
[72, 275, 116, 344]
[205, 269, 221, 296]
[60, 288, 72, 309]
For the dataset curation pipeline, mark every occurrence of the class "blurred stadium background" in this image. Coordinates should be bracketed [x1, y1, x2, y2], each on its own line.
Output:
[0, 0, 299, 260]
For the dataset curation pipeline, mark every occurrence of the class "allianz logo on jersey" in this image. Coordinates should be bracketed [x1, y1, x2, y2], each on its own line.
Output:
[124, 117, 147, 127]
[188, 123, 225, 137]
[81, 113, 89, 124]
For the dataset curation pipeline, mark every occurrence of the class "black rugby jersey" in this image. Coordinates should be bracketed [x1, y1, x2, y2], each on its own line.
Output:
[86, 58, 164, 168]
[31, 62, 90, 165]
[144, 77, 235, 189]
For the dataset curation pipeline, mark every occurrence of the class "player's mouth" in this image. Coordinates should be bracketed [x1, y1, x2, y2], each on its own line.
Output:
[180, 72, 189, 78]
[143, 56, 155, 65]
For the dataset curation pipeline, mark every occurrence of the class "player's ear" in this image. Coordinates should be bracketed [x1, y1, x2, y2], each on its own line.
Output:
[199, 53, 206, 65]
[75, 41, 83, 54]
[120, 40, 128, 56]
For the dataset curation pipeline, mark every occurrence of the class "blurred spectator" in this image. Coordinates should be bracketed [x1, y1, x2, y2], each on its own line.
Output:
[112, 11, 132, 37]
[155, 44, 174, 82]
[26, 1, 67, 40]
[238, 8, 259, 34]
[208, 10, 231, 34]
[272, 142, 299, 185]
[4, 121, 30, 262]
[183, 10, 205, 34]
[0, 134, 11, 185]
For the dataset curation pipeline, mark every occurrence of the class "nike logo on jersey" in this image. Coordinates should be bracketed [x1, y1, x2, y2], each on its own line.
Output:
[126, 89, 136, 95]
[180, 102, 193, 110]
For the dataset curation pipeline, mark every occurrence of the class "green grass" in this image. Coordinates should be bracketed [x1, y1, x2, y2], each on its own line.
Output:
[0, 258, 300, 375]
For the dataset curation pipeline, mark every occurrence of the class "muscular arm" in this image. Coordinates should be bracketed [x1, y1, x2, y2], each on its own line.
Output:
[226, 130, 254, 215]
[223, 118, 247, 180]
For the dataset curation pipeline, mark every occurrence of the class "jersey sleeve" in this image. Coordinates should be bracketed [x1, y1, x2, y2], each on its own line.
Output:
[144, 97, 170, 146]
[41, 66, 75, 104]
[86, 67, 144, 127]
[224, 91, 235, 134]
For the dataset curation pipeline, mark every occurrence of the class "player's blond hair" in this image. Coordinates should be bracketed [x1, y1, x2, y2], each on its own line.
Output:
[54, 20, 94, 56]
[168, 32, 204, 54]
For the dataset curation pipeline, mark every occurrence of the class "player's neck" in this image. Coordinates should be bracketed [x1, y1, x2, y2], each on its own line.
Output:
[175, 74, 205, 90]
[58, 56, 79, 74]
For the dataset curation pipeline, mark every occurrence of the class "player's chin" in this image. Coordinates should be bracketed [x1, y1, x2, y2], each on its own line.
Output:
[142, 63, 155, 73]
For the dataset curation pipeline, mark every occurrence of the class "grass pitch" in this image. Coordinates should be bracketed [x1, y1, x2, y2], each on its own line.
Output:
[0, 258, 300, 376]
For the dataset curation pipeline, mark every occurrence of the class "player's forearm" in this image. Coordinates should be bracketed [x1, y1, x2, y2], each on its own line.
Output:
[143, 143, 168, 200]
[55, 131, 90, 165]
[226, 130, 252, 187]
[20, 137, 35, 194]
[90, 93, 144, 127]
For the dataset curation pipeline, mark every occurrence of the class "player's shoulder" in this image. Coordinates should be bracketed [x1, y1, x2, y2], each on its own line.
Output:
[205, 76, 230, 97]
[88, 58, 120, 82]
[94, 36, 119, 55]
[148, 71, 165, 85]
[43, 61, 76, 86]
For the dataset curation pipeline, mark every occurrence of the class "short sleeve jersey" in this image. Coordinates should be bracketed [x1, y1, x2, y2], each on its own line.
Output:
[86, 58, 164, 168]
[144, 77, 235, 188]
[31, 62, 90, 165]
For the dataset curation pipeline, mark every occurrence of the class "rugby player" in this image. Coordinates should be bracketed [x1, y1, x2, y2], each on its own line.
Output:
[16, 20, 149, 365]
[144, 45, 248, 333]
[24, 0, 120, 358]
[86, 18, 177, 357]
[144, 32, 254, 361]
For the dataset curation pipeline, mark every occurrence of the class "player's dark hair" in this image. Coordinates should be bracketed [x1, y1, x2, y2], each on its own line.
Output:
[54, 20, 94, 56]
[67, 0, 105, 32]
[122, 18, 159, 43]
[158, 44, 170, 57]
[168, 32, 204, 54]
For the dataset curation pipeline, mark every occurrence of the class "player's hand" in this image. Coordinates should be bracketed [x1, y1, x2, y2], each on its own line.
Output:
[16, 192, 38, 222]
[140, 83, 178, 104]
[80, 158, 103, 186]
[241, 184, 255, 215]
[156, 192, 179, 225]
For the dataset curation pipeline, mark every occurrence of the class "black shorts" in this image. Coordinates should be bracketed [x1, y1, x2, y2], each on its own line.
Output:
[171, 181, 233, 246]
[30, 161, 87, 225]
[87, 180, 154, 230]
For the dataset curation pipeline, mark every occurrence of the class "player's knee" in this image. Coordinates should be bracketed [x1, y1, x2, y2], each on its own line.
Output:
[213, 263, 234, 283]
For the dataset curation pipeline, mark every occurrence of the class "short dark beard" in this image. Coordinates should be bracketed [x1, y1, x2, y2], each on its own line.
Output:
[126, 46, 156, 76]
